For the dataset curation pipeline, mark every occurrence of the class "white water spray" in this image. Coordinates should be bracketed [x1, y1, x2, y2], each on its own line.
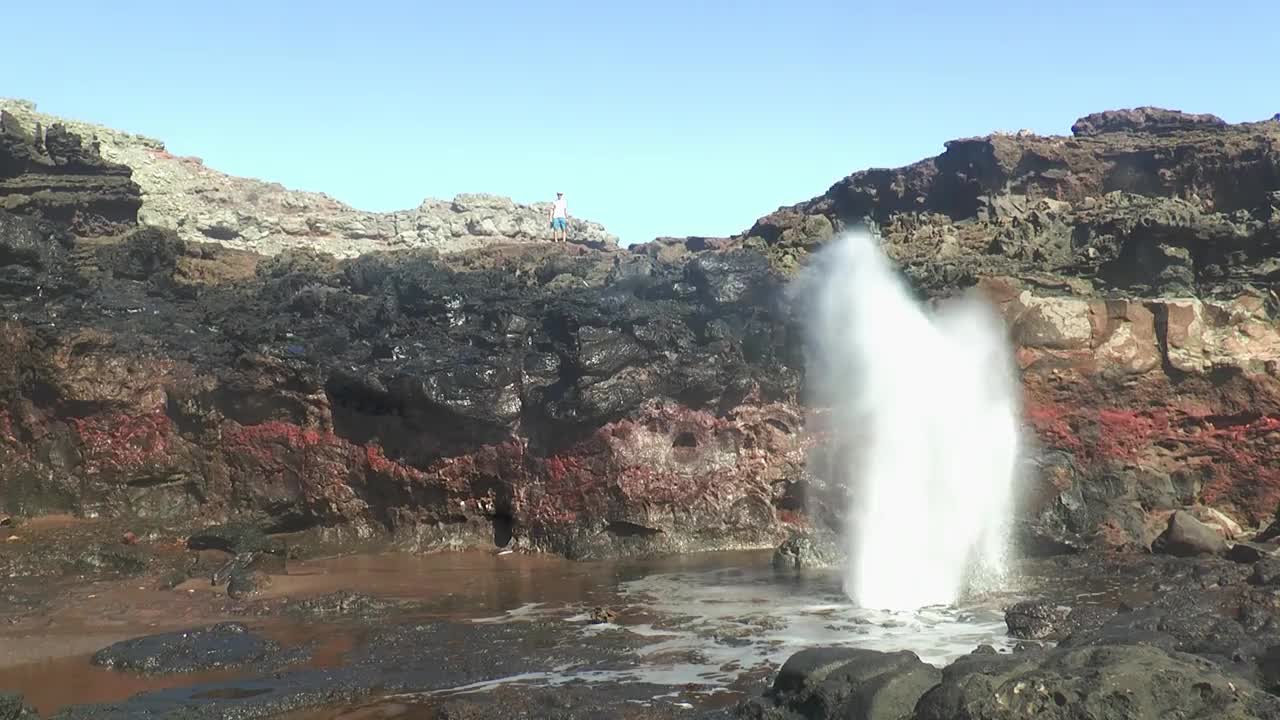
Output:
[799, 230, 1022, 611]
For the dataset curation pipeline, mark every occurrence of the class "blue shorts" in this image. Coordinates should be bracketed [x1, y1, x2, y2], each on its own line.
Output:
[551, 217, 567, 230]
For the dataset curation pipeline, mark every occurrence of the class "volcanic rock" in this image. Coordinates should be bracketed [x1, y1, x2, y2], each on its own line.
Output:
[3, 102, 1280, 559]
[1004, 600, 1117, 643]
[0, 111, 807, 558]
[1004, 600, 1070, 640]
[740, 106, 1280, 552]
[912, 644, 1280, 720]
[750, 647, 940, 720]
[0, 109, 141, 236]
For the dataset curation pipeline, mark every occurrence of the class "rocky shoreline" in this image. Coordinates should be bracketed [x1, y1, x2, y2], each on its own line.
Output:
[1, 102, 809, 562]
[6, 539, 1280, 719]
[5, 104, 1279, 560]
[3, 103, 1280, 718]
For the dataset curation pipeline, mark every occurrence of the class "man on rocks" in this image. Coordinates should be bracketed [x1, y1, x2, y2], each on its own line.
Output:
[548, 191, 569, 242]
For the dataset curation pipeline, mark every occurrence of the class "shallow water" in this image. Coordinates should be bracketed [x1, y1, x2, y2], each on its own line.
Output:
[0, 550, 1100, 717]
[376, 562, 1016, 705]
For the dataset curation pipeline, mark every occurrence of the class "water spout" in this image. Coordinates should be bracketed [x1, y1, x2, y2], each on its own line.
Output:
[798, 230, 1022, 611]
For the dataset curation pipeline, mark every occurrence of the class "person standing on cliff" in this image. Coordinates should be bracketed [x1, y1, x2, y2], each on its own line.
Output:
[548, 192, 569, 243]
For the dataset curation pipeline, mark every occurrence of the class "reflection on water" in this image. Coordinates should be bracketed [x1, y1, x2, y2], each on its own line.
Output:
[0, 550, 1057, 716]
[418, 563, 1014, 698]
[0, 655, 245, 716]
[613, 564, 1015, 669]
[382, 557, 1020, 706]
[0, 622, 363, 716]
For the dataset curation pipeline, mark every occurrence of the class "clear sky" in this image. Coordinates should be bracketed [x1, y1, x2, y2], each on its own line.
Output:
[5, 1, 1277, 245]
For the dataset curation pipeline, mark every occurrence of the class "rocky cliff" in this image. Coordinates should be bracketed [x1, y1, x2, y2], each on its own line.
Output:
[2, 104, 1279, 560]
[0, 107, 802, 558]
[739, 106, 1280, 551]
[0, 99, 618, 257]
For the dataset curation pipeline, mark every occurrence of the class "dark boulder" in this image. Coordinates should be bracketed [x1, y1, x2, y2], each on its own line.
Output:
[751, 647, 940, 720]
[914, 644, 1280, 720]
[1229, 542, 1280, 564]
[1005, 600, 1070, 640]
[1005, 600, 1117, 642]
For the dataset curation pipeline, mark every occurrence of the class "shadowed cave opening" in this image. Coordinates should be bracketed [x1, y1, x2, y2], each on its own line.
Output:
[492, 513, 514, 548]
[672, 431, 699, 448]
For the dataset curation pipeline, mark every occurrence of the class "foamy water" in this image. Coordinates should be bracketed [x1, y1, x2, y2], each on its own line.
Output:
[610, 565, 1015, 670]
[799, 230, 1023, 611]
[430, 563, 1015, 699]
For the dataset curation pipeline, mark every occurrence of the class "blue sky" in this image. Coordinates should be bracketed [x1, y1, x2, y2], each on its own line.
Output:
[6, 1, 1277, 244]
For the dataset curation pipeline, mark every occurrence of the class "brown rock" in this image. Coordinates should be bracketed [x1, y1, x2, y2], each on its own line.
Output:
[588, 607, 616, 624]
[1152, 510, 1230, 557]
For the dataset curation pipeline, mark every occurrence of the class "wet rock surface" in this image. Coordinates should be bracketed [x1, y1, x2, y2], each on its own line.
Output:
[1003, 600, 1071, 640]
[741, 554, 1280, 719]
[912, 643, 1280, 720]
[742, 647, 940, 720]
[279, 590, 408, 620]
[54, 619, 659, 719]
[90, 622, 301, 674]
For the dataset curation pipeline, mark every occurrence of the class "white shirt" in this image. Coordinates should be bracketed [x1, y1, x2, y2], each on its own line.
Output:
[552, 197, 567, 219]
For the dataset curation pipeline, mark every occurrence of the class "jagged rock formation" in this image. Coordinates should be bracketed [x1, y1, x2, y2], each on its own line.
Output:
[731, 107, 1280, 551]
[0, 111, 140, 236]
[0, 112, 802, 557]
[2, 104, 1280, 559]
[0, 99, 617, 257]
